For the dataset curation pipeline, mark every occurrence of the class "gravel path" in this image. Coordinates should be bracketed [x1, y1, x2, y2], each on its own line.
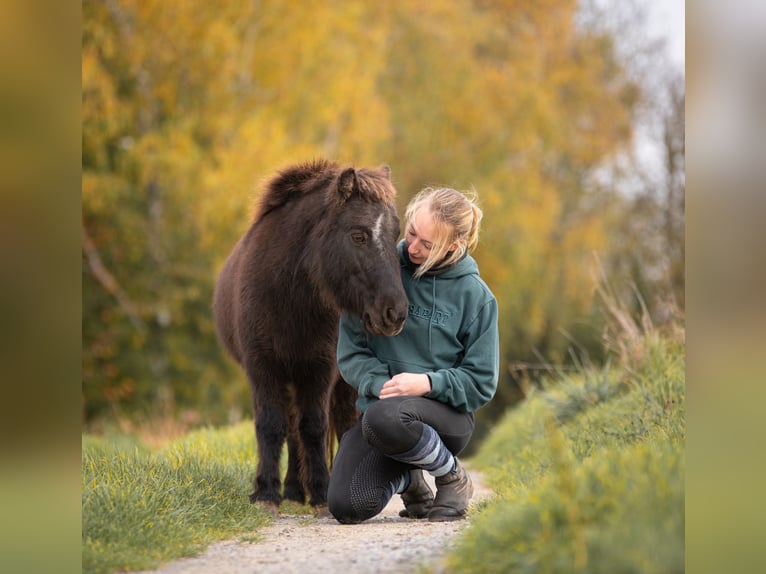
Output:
[135, 468, 492, 574]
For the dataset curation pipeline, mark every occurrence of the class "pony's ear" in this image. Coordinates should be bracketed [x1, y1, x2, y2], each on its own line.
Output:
[379, 165, 391, 180]
[338, 167, 357, 201]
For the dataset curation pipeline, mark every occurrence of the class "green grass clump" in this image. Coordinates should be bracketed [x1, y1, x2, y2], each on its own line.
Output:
[448, 336, 684, 573]
[82, 422, 271, 574]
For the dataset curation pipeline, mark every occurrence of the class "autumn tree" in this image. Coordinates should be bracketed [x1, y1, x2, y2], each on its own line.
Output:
[83, 0, 652, 429]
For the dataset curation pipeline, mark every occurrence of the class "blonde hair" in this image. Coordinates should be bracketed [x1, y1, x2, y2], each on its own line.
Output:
[404, 186, 483, 278]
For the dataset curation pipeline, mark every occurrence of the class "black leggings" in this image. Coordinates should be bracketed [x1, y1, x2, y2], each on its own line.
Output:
[327, 396, 474, 523]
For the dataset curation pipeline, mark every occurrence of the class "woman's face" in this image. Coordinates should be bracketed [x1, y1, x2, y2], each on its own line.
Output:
[405, 208, 437, 265]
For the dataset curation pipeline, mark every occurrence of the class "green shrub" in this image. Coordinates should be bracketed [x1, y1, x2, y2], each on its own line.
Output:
[453, 441, 683, 574]
[447, 336, 684, 573]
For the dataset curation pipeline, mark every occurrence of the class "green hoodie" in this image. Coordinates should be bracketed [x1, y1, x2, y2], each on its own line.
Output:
[337, 239, 499, 413]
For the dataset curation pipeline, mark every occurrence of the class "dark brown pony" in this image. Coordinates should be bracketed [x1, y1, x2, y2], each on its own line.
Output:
[213, 160, 407, 514]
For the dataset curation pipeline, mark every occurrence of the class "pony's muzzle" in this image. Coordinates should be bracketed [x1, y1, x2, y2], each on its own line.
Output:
[384, 305, 407, 335]
[363, 304, 406, 336]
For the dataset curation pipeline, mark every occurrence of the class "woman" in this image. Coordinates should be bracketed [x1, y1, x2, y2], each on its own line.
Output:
[328, 186, 499, 523]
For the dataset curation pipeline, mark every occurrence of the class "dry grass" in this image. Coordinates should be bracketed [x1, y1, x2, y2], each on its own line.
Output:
[594, 257, 685, 369]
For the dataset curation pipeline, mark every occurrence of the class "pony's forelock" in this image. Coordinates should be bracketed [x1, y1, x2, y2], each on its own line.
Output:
[355, 166, 397, 205]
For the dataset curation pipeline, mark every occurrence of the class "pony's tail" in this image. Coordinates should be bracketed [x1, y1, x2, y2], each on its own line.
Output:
[327, 377, 359, 469]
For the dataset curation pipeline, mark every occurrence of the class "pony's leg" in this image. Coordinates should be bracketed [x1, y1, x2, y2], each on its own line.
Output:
[293, 362, 334, 509]
[283, 421, 306, 504]
[246, 361, 290, 510]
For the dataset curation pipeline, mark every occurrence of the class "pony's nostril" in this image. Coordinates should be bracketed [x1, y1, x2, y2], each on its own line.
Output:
[386, 306, 406, 326]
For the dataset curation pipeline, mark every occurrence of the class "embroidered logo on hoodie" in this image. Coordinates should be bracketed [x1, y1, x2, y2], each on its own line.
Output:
[408, 304, 451, 326]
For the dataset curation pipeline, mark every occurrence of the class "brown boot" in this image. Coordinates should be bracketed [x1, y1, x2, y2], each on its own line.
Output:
[398, 469, 434, 518]
[427, 458, 473, 522]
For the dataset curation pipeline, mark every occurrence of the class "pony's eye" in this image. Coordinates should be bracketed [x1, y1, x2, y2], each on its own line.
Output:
[351, 232, 367, 245]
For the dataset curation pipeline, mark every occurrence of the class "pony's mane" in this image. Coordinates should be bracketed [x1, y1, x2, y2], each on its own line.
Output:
[253, 160, 395, 222]
[253, 159, 337, 220]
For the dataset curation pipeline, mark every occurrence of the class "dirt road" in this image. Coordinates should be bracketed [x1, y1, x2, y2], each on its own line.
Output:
[135, 469, 492, 574]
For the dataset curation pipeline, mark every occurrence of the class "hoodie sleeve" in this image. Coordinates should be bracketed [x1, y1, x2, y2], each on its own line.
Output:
[336, 312, 391, 399]
[426, 297, 499, 413]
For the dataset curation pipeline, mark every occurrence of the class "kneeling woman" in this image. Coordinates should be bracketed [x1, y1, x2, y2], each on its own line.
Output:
[328, 186, 499, 523]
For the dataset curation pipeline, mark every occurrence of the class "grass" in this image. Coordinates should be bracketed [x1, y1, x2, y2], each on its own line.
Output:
[82, 423, 274, 574]
[441, 298, 685, 573]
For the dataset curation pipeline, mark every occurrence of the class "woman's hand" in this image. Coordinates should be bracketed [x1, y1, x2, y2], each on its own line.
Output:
[379, 373, 431, 399]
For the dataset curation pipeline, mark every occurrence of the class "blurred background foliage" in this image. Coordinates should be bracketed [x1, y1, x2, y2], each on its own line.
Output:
[82, 0, 684, 437]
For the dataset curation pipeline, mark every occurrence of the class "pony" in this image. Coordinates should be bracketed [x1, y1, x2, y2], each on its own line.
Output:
[213, 159, 407, 515]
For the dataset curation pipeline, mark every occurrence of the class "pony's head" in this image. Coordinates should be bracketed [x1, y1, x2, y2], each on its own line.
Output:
[314, 164, 407, 336]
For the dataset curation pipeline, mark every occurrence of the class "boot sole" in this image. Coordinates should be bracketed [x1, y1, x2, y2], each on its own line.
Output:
[427, 511, 467, 522]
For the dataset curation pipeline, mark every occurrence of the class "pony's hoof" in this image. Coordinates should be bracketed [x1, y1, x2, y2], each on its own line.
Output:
[313, 503, 332, 519]
[254, 500, 279, 517]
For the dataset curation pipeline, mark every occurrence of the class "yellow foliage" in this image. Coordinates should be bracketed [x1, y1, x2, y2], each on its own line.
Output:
[82, 0, 641, 419]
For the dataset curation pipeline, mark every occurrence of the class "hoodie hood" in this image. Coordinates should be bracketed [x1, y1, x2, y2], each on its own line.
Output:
[397, 239, 478, 280]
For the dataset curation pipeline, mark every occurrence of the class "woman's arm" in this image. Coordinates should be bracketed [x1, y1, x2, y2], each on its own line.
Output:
[336, 312, 392, 399]
[426, 298, 500, 412]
